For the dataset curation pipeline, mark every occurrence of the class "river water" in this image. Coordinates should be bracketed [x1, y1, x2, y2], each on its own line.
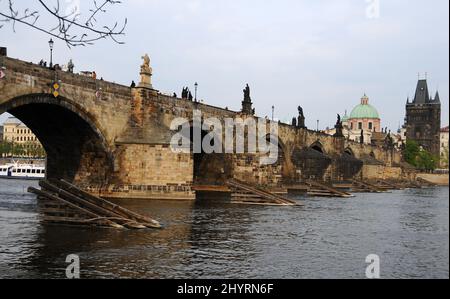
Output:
[0, 179, 448, 279]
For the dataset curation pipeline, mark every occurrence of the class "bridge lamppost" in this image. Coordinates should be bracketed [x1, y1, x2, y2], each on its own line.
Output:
[48, 38, 54, 68]
[194, 82, 198, 102]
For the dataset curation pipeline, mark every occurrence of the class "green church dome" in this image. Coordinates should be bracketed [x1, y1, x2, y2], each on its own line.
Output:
[349, 95, 380, 120]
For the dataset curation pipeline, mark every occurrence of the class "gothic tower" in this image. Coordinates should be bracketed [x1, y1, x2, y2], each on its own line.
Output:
[405, 79, 441, 157]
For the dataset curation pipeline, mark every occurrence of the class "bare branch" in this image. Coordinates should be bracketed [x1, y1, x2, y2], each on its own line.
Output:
[0, 0, 127, 47]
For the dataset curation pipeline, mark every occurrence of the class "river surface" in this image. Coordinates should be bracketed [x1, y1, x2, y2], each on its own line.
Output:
[0, 179, 448, 279]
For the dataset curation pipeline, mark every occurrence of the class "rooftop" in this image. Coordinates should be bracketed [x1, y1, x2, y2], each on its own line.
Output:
[349, 95, 380, 120]
[2, 117, 22, 125]
[410, 79, 441, 105]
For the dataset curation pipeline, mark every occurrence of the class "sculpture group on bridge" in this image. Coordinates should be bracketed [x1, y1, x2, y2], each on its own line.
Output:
[181, 87, 194, 101]
[292, 106, 306, 129]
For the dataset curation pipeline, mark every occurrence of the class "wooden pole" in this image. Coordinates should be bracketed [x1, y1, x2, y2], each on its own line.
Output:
[28, 187, 124, 229]
[53, 179, 161, 228]
[39, 181, 146, 229]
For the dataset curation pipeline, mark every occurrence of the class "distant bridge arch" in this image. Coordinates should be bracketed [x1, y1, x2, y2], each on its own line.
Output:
[310, 141, 326, 154]
[344, 147, 355, 157]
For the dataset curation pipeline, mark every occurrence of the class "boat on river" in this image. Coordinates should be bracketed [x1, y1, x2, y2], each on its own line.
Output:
[0, 162, 45, 180]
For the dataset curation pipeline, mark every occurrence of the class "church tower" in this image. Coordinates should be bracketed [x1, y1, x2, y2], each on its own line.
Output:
[405, 79, 441, 157]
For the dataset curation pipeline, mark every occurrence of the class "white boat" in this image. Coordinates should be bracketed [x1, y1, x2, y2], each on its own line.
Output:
[0, 162, 46, 180]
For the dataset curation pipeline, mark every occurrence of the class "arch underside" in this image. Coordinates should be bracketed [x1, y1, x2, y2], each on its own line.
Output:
[1, 94, 112, 186]
[335, 154, 363, 180]
[291, 147, 331, 180]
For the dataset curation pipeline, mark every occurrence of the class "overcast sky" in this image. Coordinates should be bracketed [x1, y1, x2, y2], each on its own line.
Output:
[1, 0, 449, 130]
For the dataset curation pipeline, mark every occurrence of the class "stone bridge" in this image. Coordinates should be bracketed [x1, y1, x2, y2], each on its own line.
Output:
[0, 55, 402, 200]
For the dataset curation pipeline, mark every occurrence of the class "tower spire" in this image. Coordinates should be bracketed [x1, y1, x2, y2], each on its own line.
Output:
[434, 90, 441, 103]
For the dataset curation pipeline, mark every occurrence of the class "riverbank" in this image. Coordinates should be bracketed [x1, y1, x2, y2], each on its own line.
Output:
[417, 173, 449, 186]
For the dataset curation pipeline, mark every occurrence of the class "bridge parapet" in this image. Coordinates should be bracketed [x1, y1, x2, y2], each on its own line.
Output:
[1, 57, 131, 96]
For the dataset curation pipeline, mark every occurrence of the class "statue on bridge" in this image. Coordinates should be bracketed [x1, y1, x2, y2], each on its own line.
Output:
[141, 54, 151, 74]
[333, 114, 344, 137]
[138, 53, 153, 89]
[243, 84, 251, 102]
[296, 106, 306, 129]
[292, 117, 297, 127]
[241, 84, 254, 115]
[67, 59, 74, 73]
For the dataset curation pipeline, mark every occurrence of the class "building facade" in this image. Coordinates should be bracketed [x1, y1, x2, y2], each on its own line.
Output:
[2, 117, 45, 157]
[405, 79, 441, 158]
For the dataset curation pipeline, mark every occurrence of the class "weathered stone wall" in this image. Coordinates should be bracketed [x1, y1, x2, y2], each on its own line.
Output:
[416, 173, 449, 186]
[362, 165, 403, 180]
[114, 144, 193, 185]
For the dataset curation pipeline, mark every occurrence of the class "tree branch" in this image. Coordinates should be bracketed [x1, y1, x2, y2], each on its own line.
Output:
[0, 0, 127, 47]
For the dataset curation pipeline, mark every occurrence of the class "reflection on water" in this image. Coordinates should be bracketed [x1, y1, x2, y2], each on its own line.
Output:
[0, 179, 448, 279]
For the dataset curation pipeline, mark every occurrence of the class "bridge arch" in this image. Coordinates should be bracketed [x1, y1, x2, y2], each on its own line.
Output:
[344, 147, 355, 157]
[336, 147, 363, 180]
[0, 93, 113, 185]
[310, 141, 326, 154]
[291, 141, 332, 181]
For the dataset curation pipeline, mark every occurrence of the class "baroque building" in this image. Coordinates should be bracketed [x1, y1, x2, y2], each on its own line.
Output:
[2, 117, 45, 157]
[326, 94, 382, 145]
[405, 79, 441, 157]
[346, 94, 381, 134]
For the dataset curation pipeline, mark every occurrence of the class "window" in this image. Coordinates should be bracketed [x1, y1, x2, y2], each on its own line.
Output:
[358, 122, 363, 130]
[369, 122, 373, 130]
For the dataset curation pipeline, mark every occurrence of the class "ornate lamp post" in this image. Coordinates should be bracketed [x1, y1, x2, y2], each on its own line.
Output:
[48, 39, 54, 68]
[272, 105, 275, 121]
